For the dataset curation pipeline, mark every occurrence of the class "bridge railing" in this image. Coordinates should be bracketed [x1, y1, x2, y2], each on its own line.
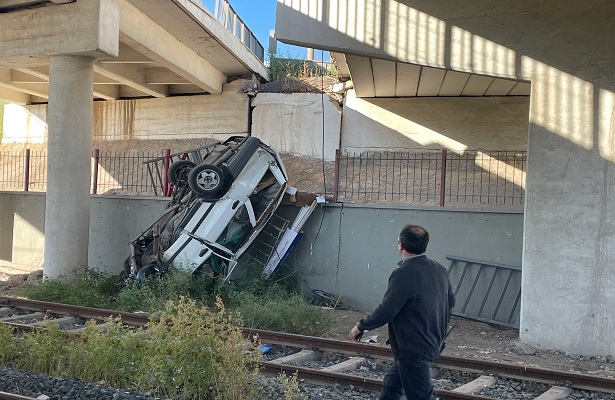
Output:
[213, 0, 265, 62]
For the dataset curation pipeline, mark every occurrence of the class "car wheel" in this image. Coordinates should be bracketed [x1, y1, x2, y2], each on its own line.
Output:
[168, 160, 196, 187]
[188, 164, 228, 199]
[136, 261, 163, 281]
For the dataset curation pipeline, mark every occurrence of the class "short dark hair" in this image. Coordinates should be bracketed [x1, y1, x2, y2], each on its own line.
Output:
[399, 225, 429, 254]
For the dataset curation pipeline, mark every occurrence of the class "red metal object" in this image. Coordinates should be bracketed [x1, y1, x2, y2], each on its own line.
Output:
[439, 149, 447, 207]
[163, 148, 171, 196]
[23, 149, 30, 192]
[91, 149, 100, 195]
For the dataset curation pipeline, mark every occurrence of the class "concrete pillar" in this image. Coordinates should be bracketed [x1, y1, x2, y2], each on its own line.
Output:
[44, 55, 94, 278]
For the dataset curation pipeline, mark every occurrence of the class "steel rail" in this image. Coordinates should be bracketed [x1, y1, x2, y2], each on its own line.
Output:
[0, 296, 149, 326]
[245, 328, 615, 394]
[0, 392, 37, 400]
[260, 361, 498, 399]
[260, 361, 383, 391]
[2, 297, 615, 394]
[434, 357, 615, 394]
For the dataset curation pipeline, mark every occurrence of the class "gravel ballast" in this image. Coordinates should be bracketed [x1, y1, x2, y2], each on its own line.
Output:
[0, 367, 162, 400]
[3, 365, 615, 400]
[0, 366, 380, 400]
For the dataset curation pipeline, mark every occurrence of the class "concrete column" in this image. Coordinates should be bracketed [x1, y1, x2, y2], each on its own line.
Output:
[44, 55, 94, 278]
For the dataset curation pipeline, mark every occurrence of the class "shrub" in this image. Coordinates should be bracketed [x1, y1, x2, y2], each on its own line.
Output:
[18, 262, 332, 336]
[278, 372, 308, 400]
[136, 296, 261, 399]
[3, 298, 264, 399]
[64, 318, 145, 388]
[15, 321, 67, 375]
[113, 270, 218, 313]
[237, 290, 331, 336]
[19, 267, 119, 309]
[0, 324, 16, 364]
[268, 52, 336, 81]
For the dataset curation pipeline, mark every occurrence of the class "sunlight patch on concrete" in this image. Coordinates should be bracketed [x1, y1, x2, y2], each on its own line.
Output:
[522, 57, 594, 151]
[1, 103, 47, 144]
[475, 151, 526, 190]
[599, 89, 615, 162]
[348, 94, 468, 152]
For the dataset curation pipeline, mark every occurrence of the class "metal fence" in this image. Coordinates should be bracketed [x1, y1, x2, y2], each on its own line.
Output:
[1, 147, 526, 208]
[335, 149, 526, 208]
[0, 149, 163, 195]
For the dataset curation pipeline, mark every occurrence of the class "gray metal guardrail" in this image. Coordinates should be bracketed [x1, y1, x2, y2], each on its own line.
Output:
[446, 255, 521, 328]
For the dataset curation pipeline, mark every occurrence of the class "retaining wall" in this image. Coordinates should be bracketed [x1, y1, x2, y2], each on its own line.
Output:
[0, 192, 522, 312]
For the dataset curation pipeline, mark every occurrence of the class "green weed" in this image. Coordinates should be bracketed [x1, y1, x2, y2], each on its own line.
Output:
[64, 318, 145, 388]
[268, 51, 336, 81]
[18, 263, 332, 336]
[137, 296, 261, 399]
[278, 372, 308, 400]
[0, 324, 16, 364]
[19, 267, 119, 309]
[15, 321, 67, 375]
[3, 298, 265, 399]
[237, 291, 331, 336]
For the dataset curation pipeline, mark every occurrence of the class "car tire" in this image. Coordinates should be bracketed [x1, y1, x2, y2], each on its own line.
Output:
[168, 160, 196, 187]
[136, 260, 163, 281]
[188, 164, 229, 199]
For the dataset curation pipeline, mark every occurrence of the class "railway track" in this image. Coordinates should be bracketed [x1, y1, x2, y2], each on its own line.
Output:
[0, 392, 38, 400]
[1, 296, 614, 400]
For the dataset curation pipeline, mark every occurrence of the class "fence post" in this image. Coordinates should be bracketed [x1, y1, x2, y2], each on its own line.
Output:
[163, 148, 171, 196]
[333, 149, 340, 202]
[439, 149, 447, 207]
[23, 149, 31, 192]
[91, 149, 100, 195]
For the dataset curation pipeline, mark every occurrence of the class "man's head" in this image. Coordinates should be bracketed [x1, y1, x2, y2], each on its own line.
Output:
[398, 225, 429, 255]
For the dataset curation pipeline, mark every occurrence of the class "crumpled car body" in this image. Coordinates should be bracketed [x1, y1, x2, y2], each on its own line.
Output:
[124, 136, 288, 280]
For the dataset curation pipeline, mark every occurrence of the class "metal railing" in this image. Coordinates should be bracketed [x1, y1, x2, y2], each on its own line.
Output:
[334, 149, 526, 208]
[1, 149, 163, 195]
[446, 255, 521, 328]
[214, 0, 265, 62]
[1, 147, 526, 209]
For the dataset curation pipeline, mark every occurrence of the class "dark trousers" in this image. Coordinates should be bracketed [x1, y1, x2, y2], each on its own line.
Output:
[379, 358, 433, 400]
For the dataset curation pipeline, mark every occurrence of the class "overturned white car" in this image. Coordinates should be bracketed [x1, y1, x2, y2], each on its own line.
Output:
[124, 136, 288, 280]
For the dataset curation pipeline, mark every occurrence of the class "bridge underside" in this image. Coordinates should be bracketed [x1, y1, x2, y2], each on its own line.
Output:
[0, 0, 270, 278]
[0, 0, 270, 105]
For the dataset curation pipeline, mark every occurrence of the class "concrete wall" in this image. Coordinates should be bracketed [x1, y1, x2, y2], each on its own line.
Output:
[279, 203, 523, 312]
[2, 84, 249, 144]
[0, 192, 167, 272]
[1, 103, 47, 143]
[251, 93, 341, 161]
[342, 90, 529, 152]
[0, 192, 522, 312]
[276, 0, 615, 356]
[0, 192, 45, 267]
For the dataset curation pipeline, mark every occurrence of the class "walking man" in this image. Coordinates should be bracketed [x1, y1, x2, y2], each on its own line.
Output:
[348, 224, 455, 400]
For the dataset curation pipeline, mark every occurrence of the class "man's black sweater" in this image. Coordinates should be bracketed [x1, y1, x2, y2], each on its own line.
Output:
[358, 255, 455, 362]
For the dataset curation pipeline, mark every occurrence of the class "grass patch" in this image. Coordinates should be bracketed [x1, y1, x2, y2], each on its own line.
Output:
[268, 51, 336, 81]
[1, 297, 263, 399]
[0, 324, 16, 365]
[17, 263, 332, 336]
[8, 264, 330, 398]
[20, 268, 120, 309]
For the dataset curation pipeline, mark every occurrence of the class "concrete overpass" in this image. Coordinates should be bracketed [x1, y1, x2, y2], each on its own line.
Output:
[0, 0, 269, 277]
[275, 0, 615, 356]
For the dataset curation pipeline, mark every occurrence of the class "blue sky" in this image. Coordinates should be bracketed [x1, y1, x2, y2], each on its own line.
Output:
[200, 0, 328, 60]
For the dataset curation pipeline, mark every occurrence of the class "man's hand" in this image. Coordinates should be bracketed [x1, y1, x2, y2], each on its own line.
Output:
[348, 325, 363, 342]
